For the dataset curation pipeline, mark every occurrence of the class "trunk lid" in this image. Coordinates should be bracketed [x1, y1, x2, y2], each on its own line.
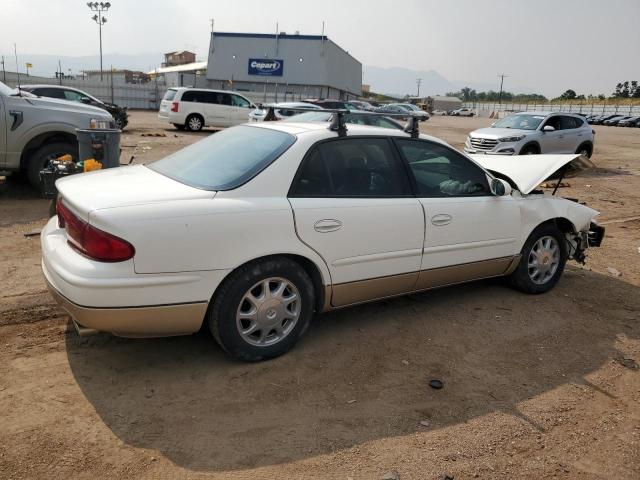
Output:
[470, 154, 594, 194]
[56, 164, 214, 219]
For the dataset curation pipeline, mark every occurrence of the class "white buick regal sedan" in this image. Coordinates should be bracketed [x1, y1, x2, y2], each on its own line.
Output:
[41, 118, 604, 361]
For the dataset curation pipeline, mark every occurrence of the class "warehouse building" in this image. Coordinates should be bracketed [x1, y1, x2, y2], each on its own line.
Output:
[206, 31, 362, 100]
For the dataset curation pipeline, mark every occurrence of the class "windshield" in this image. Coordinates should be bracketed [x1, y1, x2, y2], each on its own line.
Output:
[149, 126, 296, 190]
[493, 114, 545, 130]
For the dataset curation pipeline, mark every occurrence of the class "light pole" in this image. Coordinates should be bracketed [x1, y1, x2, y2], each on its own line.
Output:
[87, 2, 110, 81]
[498, 73, 508, 105]
[416, 78, 422, 97]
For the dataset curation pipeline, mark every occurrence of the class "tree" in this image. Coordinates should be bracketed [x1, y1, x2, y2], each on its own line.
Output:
[559, 89, 577, 100]
[631, 81, 640, 98]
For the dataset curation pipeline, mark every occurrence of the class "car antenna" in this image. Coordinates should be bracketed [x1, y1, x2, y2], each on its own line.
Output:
[328, 109, 347, 137]
[13, 43, 22, 96]
[404, 115, 420, 138]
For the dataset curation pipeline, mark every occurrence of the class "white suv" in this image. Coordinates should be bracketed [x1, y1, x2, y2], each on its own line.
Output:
[465, 112, 595, 157]
[158, 87, 255, 131]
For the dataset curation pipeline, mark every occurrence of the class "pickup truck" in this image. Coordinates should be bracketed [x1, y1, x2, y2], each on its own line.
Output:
[0, 80, 114, 190]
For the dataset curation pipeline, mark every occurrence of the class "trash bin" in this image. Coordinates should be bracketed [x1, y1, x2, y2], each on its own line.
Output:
[76, 128, 121, 169]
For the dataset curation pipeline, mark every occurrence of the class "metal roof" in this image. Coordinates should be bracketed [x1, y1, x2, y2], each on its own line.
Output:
[213, 31, 328, 41]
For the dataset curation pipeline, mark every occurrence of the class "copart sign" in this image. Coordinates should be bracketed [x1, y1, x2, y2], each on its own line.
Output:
[248, 59, 284, 76]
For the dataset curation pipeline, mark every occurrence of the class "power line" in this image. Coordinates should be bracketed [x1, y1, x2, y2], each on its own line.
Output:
[498, 73, 508, 105]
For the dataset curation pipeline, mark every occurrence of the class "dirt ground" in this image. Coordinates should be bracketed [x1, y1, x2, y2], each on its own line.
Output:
[1, 111, 639, 480]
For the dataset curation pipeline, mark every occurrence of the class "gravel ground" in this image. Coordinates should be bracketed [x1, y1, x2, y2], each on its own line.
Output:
[0, 111, 638, 479]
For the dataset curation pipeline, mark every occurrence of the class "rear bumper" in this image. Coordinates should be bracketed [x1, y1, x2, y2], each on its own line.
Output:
[45, 274, 208, 338]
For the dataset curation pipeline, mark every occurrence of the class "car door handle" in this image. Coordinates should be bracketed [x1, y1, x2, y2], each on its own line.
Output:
[314, 219, 343, 233]
[431, 214, 452, 226]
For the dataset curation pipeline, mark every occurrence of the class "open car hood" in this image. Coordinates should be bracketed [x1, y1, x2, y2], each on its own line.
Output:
[469, 154, 595, 194]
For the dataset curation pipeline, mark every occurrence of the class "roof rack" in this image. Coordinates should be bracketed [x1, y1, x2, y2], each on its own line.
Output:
[261, 106, 423, 138]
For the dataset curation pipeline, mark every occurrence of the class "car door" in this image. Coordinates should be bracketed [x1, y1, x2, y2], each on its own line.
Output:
[288, 137, 425, 307]
[558, 116, 582, 152]
[394, 139, 521, 289]
[229, 94, 252, 125]
[539, 115, 565, 153]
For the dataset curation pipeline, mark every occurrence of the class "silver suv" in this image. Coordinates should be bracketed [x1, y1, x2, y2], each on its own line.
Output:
[0, 81, 114, 189]
[464, 112, 594, 157]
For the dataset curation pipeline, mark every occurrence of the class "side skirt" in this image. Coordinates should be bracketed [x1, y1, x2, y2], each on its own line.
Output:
[327, 255, 520, 309]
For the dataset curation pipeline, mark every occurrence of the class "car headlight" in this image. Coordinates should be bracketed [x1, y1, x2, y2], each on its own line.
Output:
[90, 118, 113, 129]
[498, 135, 525, 143]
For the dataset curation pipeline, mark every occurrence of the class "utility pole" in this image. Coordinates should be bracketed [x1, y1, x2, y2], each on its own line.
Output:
[1, 56, 5, 83]
[416, 78, 422, 97]
[87, 2, 111, 81]
[498, 73, 508, 105]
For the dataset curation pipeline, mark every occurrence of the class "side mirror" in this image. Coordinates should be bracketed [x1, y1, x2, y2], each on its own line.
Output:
[490, 178, 512, 197]
[81, 97, 92, 104]
[543, 125, 555, 132]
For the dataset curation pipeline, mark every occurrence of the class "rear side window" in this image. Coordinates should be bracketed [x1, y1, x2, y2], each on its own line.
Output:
[149, 126, 295, 190]
[35, 88, 66, 99]
[163, 89, 177, 101]
[181, 90, 207, 102]
[561, 116, 582, 129]
[290, 138, 410, 197]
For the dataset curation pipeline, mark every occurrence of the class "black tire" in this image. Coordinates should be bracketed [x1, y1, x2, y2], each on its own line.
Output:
[185, 114, 204, 132]
[575, 143, 593, 158]
[509, 223, 568, 294]
[27, 142, 78, 191]
[208, 257, 315, 362]
[519, 144, 539, 155]
[173, 123, 186, 130]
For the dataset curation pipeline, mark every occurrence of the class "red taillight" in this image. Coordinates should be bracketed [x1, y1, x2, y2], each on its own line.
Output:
[171, 101, 179, 112]
[56, 198, 135, 262]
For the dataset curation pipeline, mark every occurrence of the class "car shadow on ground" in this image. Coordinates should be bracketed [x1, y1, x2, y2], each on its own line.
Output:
[0, 175, 49, 227]
[65, 268, 639, 473]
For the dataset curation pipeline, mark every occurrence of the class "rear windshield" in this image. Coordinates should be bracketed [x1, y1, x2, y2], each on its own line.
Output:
[163, 89, 177, 101]
[148, 125, 296, 190]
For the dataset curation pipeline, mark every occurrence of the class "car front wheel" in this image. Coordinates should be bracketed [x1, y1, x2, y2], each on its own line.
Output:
[208, 257, 315, 361]
[509, 224, 567, 294]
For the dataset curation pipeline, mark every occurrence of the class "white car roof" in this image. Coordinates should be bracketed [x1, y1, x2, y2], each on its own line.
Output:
[249, 120, 449, 145]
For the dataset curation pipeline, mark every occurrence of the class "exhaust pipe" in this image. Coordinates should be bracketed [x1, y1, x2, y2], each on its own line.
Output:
[72, 319, 99, 337]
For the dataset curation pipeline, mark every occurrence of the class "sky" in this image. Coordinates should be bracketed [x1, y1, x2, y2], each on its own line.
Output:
[1, 0, 639, 97]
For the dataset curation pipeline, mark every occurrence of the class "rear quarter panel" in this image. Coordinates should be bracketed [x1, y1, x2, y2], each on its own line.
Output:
[89, 197, 331, 285]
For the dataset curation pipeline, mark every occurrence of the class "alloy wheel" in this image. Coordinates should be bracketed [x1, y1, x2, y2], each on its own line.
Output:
[528, 235, 561, 285]
[236, 277, 301, 347]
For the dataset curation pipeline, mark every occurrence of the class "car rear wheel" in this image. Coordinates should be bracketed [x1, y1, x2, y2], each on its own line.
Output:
[509, 224, 567, 294]
[575, 143, 593, 158]
[185, 114, 204, 132]
[208, 257, 315, 361]
[27, 141, 78, 192]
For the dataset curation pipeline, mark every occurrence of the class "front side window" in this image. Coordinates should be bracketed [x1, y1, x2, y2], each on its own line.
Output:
[149, 125, 295, 190]
[231, 95, 250, 107]
[291, 138, 410, 197]
[542, 116, 562, 130]
[396, 139, 490, 197]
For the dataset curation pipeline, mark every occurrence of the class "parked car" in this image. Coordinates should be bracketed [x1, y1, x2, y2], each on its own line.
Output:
[249, 102, 321, 121]
[42, 116, 602, 361]
[376, 103, 429, 121]
[464, 112, 595, 157]
[590, 114, 618, 125]
[451, 108, 474, 117]
[303, 99, 353, 110]
[347, 100, 376, 111]
[286, 110, 404, 129]
[158, 87, 256, 131]
[603, 115, 632, 126]
[20, 84, 128, 130]
[0, 80, 114, 190]
[618, 116, 640, 127]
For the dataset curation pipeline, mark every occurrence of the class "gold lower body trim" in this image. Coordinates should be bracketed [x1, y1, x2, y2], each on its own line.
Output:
[46, 278, 208, 338]
[329, 255, 520, 308]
